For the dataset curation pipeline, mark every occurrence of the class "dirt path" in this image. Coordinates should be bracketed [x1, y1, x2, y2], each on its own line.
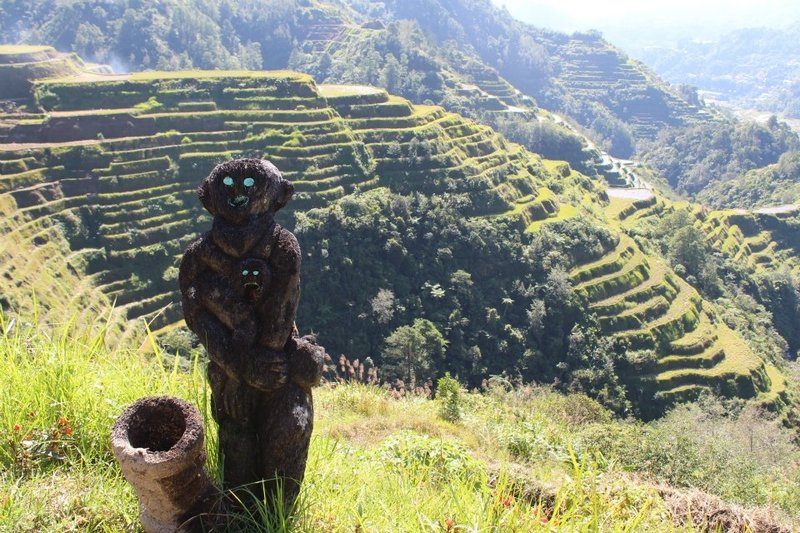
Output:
[606, 188, 655, 201]
[755, 204, 799, 215]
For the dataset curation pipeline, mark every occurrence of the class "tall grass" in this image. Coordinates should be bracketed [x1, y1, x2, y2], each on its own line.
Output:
[0, 313, 210, 531]
[1, 314, 795, 531]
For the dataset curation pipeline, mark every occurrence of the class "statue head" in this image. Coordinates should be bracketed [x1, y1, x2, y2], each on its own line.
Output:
[198, 158, 294, 225]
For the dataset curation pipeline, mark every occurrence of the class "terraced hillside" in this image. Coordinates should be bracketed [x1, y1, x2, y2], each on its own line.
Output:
[550, 34, 715, 140]
[0, 45, 110, 100]
[291, 13, 541, 119]
[3, 0, 733, 186]
[611, 192, 800, 279]
[0, 47, 789, 417]
[698, 207, 800, 277]
[585, 190, 791, 417]
[293, 1, 706, 144]
[337, 0, 716, 146]
[0, 63, 563, 342]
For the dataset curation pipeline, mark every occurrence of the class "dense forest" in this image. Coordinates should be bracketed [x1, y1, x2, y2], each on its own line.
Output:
[291, 188, 800, 410]
[697, 151, 800, 209]
[641, 116, 799, 195]
[293, 190, 636, 412]
[0, 0, 293, 70]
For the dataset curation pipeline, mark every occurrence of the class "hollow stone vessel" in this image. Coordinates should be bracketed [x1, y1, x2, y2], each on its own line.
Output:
[111, 396, 220, 533]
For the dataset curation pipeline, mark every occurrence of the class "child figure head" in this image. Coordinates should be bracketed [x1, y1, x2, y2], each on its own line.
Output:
[238, 258, 270, 302]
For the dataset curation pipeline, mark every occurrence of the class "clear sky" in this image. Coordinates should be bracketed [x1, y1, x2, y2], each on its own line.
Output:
[492, 0, 798, 51]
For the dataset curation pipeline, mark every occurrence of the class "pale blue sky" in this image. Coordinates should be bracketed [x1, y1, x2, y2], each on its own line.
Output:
[492, 0, 798, 51]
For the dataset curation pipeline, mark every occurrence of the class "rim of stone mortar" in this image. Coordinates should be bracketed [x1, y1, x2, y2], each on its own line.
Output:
[111, 396, 205, 478]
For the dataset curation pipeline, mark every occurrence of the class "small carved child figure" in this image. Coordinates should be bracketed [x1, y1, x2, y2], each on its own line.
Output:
[235, 258, 269, 343]
[195, 257, 270, 348]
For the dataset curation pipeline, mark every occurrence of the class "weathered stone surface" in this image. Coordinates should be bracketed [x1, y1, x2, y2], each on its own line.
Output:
[110, 396, 220, 533]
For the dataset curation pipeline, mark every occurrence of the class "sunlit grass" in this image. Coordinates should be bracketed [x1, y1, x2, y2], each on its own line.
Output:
[0, 313, 796, 531]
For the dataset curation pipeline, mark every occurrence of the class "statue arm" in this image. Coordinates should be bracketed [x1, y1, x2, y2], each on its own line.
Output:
[257, 227, 301, 352]
[260, 227, 323, 389]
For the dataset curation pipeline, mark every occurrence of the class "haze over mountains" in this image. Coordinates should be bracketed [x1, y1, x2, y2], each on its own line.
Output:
[496, 1, 800, 125]
[640, 22, 800, 120]
[493, 0, 797, 55]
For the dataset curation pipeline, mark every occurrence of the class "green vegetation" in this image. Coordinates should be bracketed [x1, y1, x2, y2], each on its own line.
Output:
[0, 54, 795, 420]
[568, 231, 775, 417]
[382, 319, 447, 385]
[1, 318, 798, 531]
[611, 193, 800, 378]
[0, 0, 289, 70]
[697, 151, 800, 209]
[0, 41, 799, 529]
[0, 0, 716, 168]
[0, 46, 86, 99]
[7, 0, 797, 204]
[642, 117, 799, 196]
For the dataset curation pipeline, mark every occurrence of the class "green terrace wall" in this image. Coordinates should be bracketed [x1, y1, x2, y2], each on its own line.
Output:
[0, 71, 551, 341]
[0, 68, 788, 419]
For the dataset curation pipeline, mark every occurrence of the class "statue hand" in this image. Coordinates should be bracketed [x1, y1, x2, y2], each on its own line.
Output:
[244, 348, 289, 392]
[286, 335, 325, 389]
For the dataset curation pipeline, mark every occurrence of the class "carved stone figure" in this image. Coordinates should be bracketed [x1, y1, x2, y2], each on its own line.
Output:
[179, 158, 324, 508]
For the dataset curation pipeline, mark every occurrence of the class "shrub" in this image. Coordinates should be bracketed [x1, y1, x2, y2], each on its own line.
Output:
[498, 421, 547, 461]
[378, 430, 483, 485]
[436, 373, 462, 422]
[582, 397, 800, 511]
[157, 326, 198, 359]
[321, 382, 391, 417]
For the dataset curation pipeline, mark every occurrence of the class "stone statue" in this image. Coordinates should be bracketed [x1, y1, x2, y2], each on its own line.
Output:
[179, 158, 324, 509]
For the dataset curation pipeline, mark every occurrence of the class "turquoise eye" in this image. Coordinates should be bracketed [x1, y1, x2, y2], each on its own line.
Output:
[243, 177, 255, 187]
[242, 270, 249, 276]
[253, 271, 259, 276]
[223, 176, 234, 187]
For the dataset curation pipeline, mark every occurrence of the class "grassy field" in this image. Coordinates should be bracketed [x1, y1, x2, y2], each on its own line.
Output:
[1, 313, 798, 532]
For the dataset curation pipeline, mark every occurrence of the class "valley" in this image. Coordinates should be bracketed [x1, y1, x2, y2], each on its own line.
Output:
[0, 46, 793, 420]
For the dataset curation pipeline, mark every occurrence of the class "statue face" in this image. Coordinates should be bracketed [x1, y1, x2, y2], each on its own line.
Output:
[199, 158, 294, 224]
[239, 258, 269, 300]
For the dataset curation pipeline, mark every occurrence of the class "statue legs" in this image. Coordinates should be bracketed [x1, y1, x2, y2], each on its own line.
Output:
[210, 363, 314, 512]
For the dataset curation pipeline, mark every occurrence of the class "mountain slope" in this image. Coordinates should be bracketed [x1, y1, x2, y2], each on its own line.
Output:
[0, 0, 711, 156]
[5, 0, 798, 206]
[639, 21, 800, 118]
[0, 47, 790, 419]
[335, 0, 714, 150]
